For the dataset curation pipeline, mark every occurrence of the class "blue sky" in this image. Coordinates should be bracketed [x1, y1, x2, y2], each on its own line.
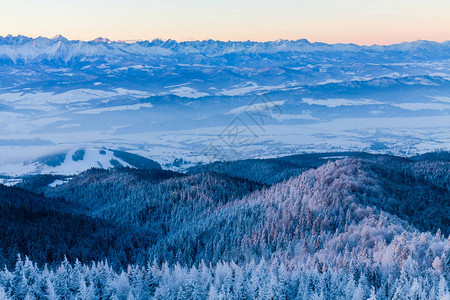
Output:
[1, 0, 449, 44]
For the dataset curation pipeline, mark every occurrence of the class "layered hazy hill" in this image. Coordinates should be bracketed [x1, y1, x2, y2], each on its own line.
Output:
[0, 36, 449, 175]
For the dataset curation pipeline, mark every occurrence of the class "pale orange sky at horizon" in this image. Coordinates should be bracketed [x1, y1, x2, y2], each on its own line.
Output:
[1, 0, 449, 46]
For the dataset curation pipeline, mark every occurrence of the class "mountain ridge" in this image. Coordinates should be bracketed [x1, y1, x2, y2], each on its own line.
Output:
[1, 35, 450, 66]
[2, 34, 449, 47]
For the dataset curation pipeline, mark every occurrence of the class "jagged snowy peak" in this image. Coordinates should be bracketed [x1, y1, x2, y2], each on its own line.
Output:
[0, 36, 174, 65]
[0, 35, 449, 65]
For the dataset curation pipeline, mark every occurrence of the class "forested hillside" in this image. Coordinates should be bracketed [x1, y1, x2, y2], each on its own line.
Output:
[0, 152, 449, 299]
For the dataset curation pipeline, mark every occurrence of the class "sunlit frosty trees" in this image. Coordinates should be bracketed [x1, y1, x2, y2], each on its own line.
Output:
[1, 153, 449, 298]
[0, 256, 448, 299]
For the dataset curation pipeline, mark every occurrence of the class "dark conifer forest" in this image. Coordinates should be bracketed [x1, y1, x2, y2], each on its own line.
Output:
[0, 152, 449, 299]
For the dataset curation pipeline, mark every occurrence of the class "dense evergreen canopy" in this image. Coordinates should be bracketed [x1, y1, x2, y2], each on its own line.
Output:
[1, 152, 449, 299]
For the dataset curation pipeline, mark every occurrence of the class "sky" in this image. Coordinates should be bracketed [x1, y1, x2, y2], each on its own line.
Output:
[1, 0, 449, 45]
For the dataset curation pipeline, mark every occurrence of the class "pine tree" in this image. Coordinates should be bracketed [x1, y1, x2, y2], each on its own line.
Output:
[352, 282, 365, 300]
[46, 279, 58, 300]
[115, 272, 131, 300]
[368, 286, 377, 300]
[438, 275, 449, 300]
[0, 287, 11, 300]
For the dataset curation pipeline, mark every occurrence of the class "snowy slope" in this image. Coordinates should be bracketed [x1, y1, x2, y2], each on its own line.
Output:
[0, 148, 161, 177]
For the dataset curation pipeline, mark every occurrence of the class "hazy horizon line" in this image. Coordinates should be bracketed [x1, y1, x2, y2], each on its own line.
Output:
[1, 34, 449, 47]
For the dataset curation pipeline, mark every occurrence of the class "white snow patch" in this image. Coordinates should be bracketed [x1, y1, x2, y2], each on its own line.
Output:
[227, 100, 286, 114]
[273, 112, 317, 121]
[0, 148, 136, 176]
[76, 103, 153, 114]
[317, 79, 344, 85]
[0, 178, 22, 186]
[114, 65, 146, 71]
[48, 179, 69, 187]
[169, 87, 209, 98]
[219, 82, 286, 96]
[391, 102, 450, 111]
[302, 98, 384, 107]
[165, 82, 191, 89]
[429, 96, 450, 103]
[56, 124, 81, 129]
[370, 110, 384, 115]
[0, 88, 152, 106]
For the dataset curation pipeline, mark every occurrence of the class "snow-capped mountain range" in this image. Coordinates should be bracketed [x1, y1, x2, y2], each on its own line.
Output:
[0, 35, 449, 176]
[1, 35, 450, 65]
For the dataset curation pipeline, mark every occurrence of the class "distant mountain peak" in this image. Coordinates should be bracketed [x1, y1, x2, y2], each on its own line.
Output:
[51, 34, 68, 42]
[91, 37, 111, 44]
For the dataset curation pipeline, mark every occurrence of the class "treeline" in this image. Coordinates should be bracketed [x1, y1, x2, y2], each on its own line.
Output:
[0, 256, 448, 300]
